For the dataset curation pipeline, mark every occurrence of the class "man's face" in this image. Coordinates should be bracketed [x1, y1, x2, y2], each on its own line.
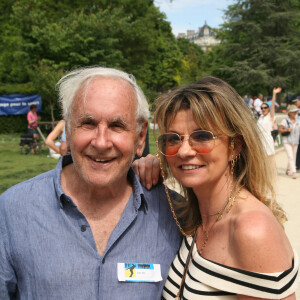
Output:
[259, 94, 263, 100]
[295, 100, 300, 108]
[68, 77, 147, 188]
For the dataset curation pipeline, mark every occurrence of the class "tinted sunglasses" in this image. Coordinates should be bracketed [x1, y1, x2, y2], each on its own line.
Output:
[156, 130, 221, 156]
[261, 106, 269, 110]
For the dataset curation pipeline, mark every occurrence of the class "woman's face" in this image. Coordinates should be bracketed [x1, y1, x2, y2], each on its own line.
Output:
[164, 109, 232, 194]
[261, 104, 269, 116]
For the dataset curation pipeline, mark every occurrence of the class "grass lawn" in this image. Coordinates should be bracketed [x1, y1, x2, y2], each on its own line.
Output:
[148, 127, 158, 156]
[0, 134, 58, 194]
[0, 127, 158, 195]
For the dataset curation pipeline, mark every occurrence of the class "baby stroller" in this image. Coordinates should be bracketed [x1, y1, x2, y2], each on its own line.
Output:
[20, 134, 40, 154]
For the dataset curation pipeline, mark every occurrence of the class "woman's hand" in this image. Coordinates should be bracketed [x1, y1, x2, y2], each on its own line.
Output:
[132, 154, 161, 190]
[273, 87, 282, 95]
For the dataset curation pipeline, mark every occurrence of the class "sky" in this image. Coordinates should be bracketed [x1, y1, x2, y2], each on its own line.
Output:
[155, 0, 235, 36]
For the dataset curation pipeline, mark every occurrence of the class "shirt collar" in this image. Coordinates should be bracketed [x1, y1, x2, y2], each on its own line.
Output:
[128, 167, 149, 213]
[53, 155, 148, 212]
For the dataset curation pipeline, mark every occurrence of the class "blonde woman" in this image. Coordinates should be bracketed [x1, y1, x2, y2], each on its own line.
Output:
[133, 76, 299, 299]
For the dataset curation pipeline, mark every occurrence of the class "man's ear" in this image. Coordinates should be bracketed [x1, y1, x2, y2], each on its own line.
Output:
[136, 121, 148, 157]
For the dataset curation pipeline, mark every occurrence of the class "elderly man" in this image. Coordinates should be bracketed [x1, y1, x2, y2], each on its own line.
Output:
[0, 67, 181, 299]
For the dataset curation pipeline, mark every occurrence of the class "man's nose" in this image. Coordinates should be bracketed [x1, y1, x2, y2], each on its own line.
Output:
[91, 126, 113, 149]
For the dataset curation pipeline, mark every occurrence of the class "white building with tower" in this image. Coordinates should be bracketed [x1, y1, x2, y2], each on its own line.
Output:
[177, 21, 220, 51]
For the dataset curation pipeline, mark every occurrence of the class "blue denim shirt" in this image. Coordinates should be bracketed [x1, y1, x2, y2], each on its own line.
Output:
[0, 156, 181, 300]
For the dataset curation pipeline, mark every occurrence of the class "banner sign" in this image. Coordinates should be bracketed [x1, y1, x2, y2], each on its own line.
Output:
[0, 94, 42, 116]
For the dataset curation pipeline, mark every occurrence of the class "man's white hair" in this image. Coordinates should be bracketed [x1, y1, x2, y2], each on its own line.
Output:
[57, 66, 150, 131]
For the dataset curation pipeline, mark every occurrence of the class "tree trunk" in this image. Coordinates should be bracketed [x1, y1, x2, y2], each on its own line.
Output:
[50, 100, 55, 129]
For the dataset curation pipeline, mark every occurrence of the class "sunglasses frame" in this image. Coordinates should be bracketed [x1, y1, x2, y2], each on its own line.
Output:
[156, 129, 221, 156]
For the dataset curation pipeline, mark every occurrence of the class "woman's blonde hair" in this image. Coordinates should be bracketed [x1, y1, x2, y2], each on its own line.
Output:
[154, 76, 286, 235]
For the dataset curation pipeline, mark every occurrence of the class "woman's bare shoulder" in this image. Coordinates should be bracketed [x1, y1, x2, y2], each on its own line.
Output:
[229, 192, 293, 273]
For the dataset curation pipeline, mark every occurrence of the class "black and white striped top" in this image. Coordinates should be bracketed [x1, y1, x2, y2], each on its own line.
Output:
[162, 236, 299, 299]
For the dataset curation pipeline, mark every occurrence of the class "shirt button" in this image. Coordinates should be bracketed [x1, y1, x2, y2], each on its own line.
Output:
[80, 225, 86, 232]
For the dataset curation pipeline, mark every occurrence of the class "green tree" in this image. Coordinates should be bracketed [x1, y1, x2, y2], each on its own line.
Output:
[212, 0, 300, 96]
[0, 0, 183, 118]
[27, 62, 65, 123]
[176, 38, 204, 84]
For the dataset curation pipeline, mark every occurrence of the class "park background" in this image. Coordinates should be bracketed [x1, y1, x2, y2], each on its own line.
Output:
[1, 0, 300, 132]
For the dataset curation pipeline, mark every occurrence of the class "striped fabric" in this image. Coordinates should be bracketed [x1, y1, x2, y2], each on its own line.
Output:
[162, 236, 299, 299]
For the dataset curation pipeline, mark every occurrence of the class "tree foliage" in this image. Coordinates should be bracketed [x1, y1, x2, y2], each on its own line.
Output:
[0, 0, 195, 119]
[176, 38, 205, 85]
[211, 0, 300, 96]
[2, 0, 300, 124]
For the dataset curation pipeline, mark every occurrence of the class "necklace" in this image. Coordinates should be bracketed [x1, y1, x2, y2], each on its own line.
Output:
[201, 197, 229, 217]
[176, 187, 242, 299]
[198, 201, 227, 255]
[198, 187, 242, 255]
[157, 153, 188, 236]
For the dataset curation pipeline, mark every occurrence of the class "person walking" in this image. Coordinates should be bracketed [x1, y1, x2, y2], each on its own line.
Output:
[293, 96, 300, 170]
[279, 104, 300, 179]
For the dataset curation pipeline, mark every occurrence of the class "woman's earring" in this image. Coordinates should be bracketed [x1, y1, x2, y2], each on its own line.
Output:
[230, 139, 240, 176]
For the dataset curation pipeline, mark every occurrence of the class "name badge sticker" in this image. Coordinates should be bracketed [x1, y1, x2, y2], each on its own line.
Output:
[117, 263, 162, 282]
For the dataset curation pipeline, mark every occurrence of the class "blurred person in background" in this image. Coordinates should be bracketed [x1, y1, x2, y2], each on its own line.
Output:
[253, 93, 263, 118]
[27, 104, 39, 139]
[266, 95, 280, 142]
[45, 119, 67, 157]
[279, 104, 300, 179]
[257, 87, 281, 173]
[293, 96, 300, 171]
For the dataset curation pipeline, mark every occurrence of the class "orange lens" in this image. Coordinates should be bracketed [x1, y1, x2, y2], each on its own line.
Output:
[192, 144, 212, 153]
[165, 145, 180, 156]
[158, 131, 215, 156]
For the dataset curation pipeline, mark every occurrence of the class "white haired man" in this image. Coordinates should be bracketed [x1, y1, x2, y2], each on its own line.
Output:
[0, 67, 181, 299]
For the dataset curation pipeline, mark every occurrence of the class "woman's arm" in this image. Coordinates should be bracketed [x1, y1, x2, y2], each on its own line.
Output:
[270, 87, 281, 121]
[278, 119, 293, 134]
[45, 120, 65, 154]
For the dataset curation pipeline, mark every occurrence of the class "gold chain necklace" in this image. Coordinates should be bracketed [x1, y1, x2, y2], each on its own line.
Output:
[198, 188, 241, 255]
[157, 153, 188, 236]
[201, 197, 229, 217]
[176, 187, 242, 299]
